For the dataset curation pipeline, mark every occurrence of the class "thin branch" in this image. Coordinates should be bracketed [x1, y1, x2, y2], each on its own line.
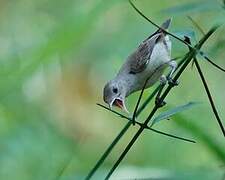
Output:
[187, 16, 205, 35]
[185, 36, 225, 137]
[85, 85, 159, 180]
[146, 127, 196, 143]
[136, 85, 160, 116]
[187, 16, 225, 73]
[129, 0, 193, 48]
[85, 121, 131, 180]
[132, 77, 149, 125]
[97, 103, 195, 143]
[97, 103, 131, 121]
[199, 52, 225, 73]
[194, 58, 225, 137]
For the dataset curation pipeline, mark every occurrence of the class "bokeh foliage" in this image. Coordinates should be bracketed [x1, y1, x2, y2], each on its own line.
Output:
[0, 0, 225, 179]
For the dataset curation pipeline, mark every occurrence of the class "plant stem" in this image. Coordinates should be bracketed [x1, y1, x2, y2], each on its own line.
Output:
[85, 121, 132, 180]
[97, 103, 196, 143]
[185, 35, 225, 136]
[194, 58, 225, 136]
[85, 87, 159, 180]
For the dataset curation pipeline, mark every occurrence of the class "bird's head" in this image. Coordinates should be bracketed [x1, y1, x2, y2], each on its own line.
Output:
[103, 79, 129, 113]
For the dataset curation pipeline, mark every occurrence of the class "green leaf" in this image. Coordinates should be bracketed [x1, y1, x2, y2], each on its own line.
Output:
[151, 102, 200, 127]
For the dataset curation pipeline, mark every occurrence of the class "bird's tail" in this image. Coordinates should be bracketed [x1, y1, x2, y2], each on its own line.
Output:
[145, 18, 172, 41]
[160, 18, 172, 30]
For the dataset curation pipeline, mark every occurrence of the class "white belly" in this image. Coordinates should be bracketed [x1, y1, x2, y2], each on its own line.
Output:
[132, 40, 171, 92]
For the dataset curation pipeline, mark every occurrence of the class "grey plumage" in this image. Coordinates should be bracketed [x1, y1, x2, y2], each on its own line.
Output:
[103, 19, 174, 112]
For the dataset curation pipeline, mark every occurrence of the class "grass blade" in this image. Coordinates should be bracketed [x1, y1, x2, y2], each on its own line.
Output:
[85, 121, 132, 180]
[194, 58, 225, 137]
[151, 102, 200, 127]
[199, 52, 225, 73]
[128, 0, 193, 48]
[187, 16, 225, 73]
[97, 103, 195, 143]
[146, 127, 196, 143]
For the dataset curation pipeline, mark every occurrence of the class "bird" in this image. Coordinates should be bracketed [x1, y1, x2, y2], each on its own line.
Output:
[103, 18, 176, 114]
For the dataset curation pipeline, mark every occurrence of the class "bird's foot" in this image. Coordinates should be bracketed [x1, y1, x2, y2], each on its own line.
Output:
[155, 97, 167, 108]
[167, 77, 179, 87]
[160, 75, 167, 86]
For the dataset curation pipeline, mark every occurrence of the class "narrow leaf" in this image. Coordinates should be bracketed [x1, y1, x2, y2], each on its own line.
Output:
[198, 51, 225, 73]
[194, 59, 225, 137]
[151, 102, 200, 127]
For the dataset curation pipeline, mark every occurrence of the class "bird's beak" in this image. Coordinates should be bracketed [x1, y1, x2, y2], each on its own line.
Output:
[109, 98, 129, 114]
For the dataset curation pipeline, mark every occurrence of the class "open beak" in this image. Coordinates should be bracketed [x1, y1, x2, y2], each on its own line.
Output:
[109, 98, 129, 114]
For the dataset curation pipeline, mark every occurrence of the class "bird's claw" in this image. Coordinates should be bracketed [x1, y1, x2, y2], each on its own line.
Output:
[155, 97, 167, 108]
[167, 78, 179, 87]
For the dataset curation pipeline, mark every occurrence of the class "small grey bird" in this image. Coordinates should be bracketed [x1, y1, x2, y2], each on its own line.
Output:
[103, 19, 176, 113]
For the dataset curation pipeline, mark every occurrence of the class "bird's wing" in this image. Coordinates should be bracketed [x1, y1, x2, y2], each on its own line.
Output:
[129, 34, 160, 74]
[128, 19, 171, 74]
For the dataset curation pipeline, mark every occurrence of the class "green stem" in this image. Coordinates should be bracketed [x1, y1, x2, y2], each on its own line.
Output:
[85, 87, 159, 180]
[97, 103, 195, 143]
[85, 121, 132, 180]
[194, 58, 225, 136]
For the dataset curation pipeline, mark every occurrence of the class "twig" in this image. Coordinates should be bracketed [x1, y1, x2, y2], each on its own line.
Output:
[97, 103, 131, 121]
[85, 121, 132, 180]
[185, 36, 225, 137]
[199, 52, 225, 73]
[85, 86, 159, 180]
[145, 127, 196, 143]
[132, 77, 149, 125]
[128, 0, 193, 48]
[136, 85, 161, 116]
[97, 103, 195, 143]
[187, 16, 205, 35]
[131, 0, 225, 74]
[187, 16, 225, 73]
[194, 58, 225, 136]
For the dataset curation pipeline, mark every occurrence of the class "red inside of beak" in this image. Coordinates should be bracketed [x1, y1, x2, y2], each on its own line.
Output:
[113, 99, 123, 109]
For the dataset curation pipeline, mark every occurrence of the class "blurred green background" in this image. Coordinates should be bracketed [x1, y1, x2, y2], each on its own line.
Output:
[0, 0, 225, 179]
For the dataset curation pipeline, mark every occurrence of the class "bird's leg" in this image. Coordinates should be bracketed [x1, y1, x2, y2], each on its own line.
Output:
[155, 75, 167, 107]
[167, 60, 179, 86]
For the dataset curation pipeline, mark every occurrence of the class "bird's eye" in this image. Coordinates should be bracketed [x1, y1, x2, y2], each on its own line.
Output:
[112, 87, 118, 94]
